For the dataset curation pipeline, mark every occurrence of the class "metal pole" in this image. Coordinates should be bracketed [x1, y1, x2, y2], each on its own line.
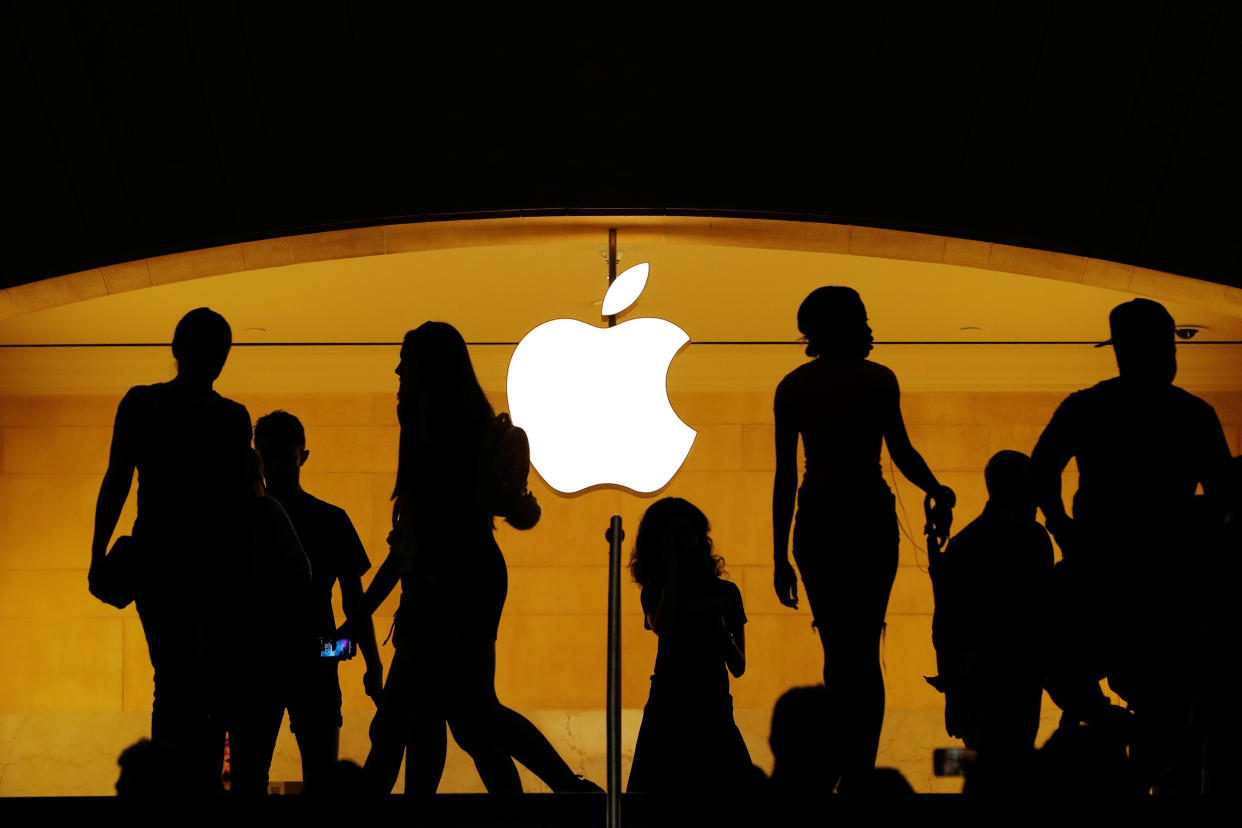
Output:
[607, 228, 618, 328]
[605, 228, 622, 827]
[605, 514, 624, 828]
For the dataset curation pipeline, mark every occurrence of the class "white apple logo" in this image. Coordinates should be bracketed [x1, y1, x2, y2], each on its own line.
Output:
[506, 262, 697, 494]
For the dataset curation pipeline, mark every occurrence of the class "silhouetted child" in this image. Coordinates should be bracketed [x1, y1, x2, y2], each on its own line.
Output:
[255, 410, 381, 793]
[627, 498, 754, 793]
[929, 451, 1053, 764]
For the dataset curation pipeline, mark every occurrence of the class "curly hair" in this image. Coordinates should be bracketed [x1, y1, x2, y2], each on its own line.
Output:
[629, 497, 725, 588]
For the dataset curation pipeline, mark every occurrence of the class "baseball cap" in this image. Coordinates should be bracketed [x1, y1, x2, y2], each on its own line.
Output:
[1094, 298, 1175, 348]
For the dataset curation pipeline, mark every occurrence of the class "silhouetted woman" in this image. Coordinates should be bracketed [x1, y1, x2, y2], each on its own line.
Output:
[627, 497, 754, 793]
[90, 308, 252, 779]
[359, 322, 595, 793]
[771, 287, 954, 789]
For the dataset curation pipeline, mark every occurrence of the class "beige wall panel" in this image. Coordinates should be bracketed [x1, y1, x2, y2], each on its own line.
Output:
[505, 565, 608, 616]
[0, 474, 101, 570]
[903, 424, 993, 471]
[371, 392, 399, 425]
[737, 566, 792, 617]
[493, 613, 606, 709]
[985, 424, 1045, 457]
[300, 425, 394, 473]
[1, 426, 112, 474]
[0, 618, 123, 713]
[1201, 391, 1242, 424]
[634, 471, 772, 566]
[740, 423, 775, 471]
[0, 570, 129, 620]
[121, 618, 153, 714]
[680, 424, 744, 472]
[0, 394, 122, 427]
[881, 614, 940, 710]
[668, 391, 774, 427]
[0, 712, 150, 796]
[498, 486, 626, 567]
[888, 566, 935, 616]
[238, 393, 376, 427]
[619, 617, 661, 709]
[731, 614, 824, 708]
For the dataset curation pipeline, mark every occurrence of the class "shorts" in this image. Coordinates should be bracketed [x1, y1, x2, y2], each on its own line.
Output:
[287, 658, 343, 733]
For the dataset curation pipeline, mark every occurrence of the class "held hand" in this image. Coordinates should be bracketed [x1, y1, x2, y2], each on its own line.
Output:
[363, 666, 384, 707]
[774, 559, 799, 609]
[1046, 514, 1079, 558]
[932, 484, 956, 511]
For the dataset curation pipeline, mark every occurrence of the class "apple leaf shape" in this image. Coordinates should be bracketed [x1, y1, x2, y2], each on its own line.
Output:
[600, 262, 650, 317]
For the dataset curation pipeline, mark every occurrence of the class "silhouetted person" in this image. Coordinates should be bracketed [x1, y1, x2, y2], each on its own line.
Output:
[627, 498, 753, 793]
[357, 322, 597, 794]
[254, 410, 381, 793]
[90, 307, 252, 777]
[929, 451, 1053, 765]
[1202, 455, 1242, 794]
[222, 448, 311, 796]
[116, 738, 219, 797]
[768, 685, 844, 795]
[772, 286, 955, 789]
[1031, 298, 1232, 793]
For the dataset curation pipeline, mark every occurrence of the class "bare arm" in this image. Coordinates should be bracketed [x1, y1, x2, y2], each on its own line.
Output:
[883, 381, 949, 499]
[360, 551, 402, 618]
[91, 397, 138, 568]
[772, 399, 801, 609]
[340, 573, 383, 703]
[722, 616, 745, 678]
[1031, 403, 1075, 538]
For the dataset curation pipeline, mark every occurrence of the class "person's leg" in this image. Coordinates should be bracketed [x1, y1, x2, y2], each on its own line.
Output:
[363, 646, 447, 794]
[138, 596, 223, 789]
[289, 660, 342, 794]
[803, 501, 898, 791]
[447, 638, 593, 792]
[227, 695, 285, 796]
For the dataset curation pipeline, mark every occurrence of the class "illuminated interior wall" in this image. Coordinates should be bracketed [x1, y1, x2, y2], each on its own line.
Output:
[4, 380, 1238, 795]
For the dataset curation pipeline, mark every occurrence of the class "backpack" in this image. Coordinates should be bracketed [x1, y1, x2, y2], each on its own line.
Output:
[477, 413, 541, 530]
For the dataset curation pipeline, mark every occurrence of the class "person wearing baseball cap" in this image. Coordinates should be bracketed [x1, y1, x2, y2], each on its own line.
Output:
[1031, 297, 1231, 793]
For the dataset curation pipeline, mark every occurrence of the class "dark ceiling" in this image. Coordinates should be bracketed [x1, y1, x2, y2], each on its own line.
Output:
[3, 1, 1240, 291]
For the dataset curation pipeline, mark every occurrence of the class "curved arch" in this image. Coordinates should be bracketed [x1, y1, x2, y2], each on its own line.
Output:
[3, 216, 1239, 320]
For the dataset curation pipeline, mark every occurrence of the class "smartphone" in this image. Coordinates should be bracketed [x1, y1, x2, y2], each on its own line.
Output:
[318, 637, 357, 660]
[933, 747, 976, 777]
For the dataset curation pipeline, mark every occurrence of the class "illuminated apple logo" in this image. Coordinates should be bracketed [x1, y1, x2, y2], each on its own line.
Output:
[506, 263, 696, 494]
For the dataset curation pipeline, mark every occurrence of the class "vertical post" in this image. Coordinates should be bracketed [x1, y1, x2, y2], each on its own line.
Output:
[605, 515, 624, 828]
[607, 227, 618, 328]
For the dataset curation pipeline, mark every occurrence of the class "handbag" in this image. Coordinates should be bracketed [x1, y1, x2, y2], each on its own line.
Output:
[89, 535, 146, 609]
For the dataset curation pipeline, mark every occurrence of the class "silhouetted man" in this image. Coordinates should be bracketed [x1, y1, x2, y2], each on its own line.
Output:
[90, 308, 252, 782]
[254, 410, 382, 793]
[1031, 298, 1231, 793]
[930, 451, 1053, 763]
